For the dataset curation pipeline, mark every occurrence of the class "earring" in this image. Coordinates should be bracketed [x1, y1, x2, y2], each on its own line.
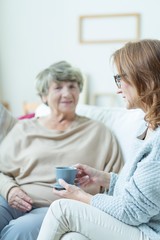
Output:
[44, 101, 48, 106]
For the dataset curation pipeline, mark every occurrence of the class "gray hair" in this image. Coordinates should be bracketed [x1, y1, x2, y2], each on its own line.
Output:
[35, 61, 84, 97]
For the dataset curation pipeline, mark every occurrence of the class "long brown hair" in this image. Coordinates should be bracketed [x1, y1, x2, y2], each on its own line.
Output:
[113, 39, 160, 129]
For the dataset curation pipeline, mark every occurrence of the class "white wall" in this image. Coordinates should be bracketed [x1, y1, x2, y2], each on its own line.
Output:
[0, 0, 160, 116]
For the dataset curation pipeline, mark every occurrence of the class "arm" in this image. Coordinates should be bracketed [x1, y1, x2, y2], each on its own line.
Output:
[75, 163, 111, 190]
[0, 123, 33, 211]
[0, 126, 20, 198]
[53, 179, 92, 204]
[54, 132, 160, 226]
[91, 143, 160, 226]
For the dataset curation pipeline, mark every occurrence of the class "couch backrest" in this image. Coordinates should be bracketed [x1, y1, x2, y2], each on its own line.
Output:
[35, 103, 146, 163]
[0, 104, 17, 143]
[76, 104, 146, 163]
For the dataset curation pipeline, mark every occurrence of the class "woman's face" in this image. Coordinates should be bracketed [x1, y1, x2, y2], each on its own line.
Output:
[43, 81, 80, 114]
[116, 77, 139, 109]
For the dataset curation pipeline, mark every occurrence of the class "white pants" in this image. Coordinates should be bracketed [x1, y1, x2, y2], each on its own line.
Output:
[37, 199, 150, 240]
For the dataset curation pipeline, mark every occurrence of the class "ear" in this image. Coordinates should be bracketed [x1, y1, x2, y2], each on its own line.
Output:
[42, 95, 48, 105]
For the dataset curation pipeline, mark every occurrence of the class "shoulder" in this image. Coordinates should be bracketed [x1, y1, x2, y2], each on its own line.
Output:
[150, 127, 160, 149]
[154, 126, 160, 135]
[136, 127, 160, 164]
[0, 118, 39, 149]
[148, 127, 160, 145]
[5, 118, 37, 136]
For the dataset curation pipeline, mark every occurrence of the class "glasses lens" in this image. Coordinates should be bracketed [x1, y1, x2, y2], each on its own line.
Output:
[114, 75, 121, 88]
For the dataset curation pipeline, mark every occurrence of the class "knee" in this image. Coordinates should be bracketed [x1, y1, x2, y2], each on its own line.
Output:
[1, 218, 40, 240]
[49, 199, 78, 223]
[0, 197, 11, 231]
[0, 208, 48, 240]
[49, 199, 70, 218]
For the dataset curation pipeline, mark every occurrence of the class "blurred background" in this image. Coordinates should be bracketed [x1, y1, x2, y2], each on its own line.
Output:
[0, 0, 160, 116]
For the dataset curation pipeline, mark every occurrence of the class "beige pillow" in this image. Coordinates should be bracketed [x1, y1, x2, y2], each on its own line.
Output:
[0, 104, 17, 143]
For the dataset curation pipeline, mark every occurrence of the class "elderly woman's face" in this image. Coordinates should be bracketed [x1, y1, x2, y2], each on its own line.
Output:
[43, 81, 80, 114]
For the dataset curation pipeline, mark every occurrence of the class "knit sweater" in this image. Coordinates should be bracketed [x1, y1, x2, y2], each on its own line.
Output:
[0, 115, 123, 207]
[91, 127, 160, 240]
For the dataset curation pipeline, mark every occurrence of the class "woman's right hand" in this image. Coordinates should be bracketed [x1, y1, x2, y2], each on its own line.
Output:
[8, 187, 33, 212]
[75, 163, 111, 190]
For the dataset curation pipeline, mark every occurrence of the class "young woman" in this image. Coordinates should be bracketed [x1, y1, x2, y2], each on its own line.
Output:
[37, 39, 160, 240]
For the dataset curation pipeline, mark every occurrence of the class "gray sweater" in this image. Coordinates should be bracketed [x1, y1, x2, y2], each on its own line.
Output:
[91, 126, 160, 240]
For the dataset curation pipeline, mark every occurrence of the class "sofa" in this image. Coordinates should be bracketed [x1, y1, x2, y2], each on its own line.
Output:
[0, 103, 17, 143]
[35, 103, 146, 163]
[0, 103, 146, 239]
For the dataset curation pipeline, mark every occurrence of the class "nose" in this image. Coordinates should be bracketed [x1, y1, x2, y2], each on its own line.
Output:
[62, 87, 71, 96]
[116, 88, 122, 94]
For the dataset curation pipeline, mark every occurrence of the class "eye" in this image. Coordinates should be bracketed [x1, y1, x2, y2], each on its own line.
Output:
[68, 83, 77, 89]
[54, 85, 62, 90]
[70, 85, 75, 88]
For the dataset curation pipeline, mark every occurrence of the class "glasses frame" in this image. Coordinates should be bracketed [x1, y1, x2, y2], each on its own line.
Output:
[114, 74, 122, 88]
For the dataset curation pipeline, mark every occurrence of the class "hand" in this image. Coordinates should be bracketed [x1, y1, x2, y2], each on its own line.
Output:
[75, 163, 110, 189]
[53, 179, 92, 204]
[8, 187, 33, 212]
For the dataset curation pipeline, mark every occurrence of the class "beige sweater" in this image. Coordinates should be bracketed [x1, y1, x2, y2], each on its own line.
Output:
[0, 115, 123, 207]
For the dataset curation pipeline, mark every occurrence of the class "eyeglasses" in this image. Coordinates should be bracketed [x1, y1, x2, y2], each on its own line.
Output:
[114, 74, 123, 88]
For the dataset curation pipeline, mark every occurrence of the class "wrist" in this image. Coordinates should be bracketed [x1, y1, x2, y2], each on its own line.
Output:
[84, 193, 92, 204]
[79, 192, 92, 204]
[100, 172, 110, 189]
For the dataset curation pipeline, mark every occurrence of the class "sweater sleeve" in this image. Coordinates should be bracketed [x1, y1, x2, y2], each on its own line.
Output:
[0, 124, 22, 199]
[91, 135, 160, 226]
[107, 172, 119, 195]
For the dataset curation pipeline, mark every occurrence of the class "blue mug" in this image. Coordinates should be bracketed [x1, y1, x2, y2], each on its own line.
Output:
[55, 166, 77, 190]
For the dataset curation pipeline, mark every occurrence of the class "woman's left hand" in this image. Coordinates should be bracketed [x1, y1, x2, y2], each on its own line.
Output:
[52, 179, 92, 204]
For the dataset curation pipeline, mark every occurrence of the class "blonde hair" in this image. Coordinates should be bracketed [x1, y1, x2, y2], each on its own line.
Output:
[113, 39, 160, 129]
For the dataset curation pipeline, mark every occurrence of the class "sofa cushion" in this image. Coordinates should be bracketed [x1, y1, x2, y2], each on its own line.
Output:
[0, 104, 17, 143]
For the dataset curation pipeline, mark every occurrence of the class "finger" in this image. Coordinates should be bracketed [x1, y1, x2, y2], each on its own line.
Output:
[58, 179, 69, 189]
[14, 195, 32, 210]
[11, 200, 31, 212]
[18, 192, 33, 204]
[75, 175, 90, 185]
[10, 188, 33, 205]
[74, 163, 86, 171]
[52, 187, 65, 196]
[73, 163, 82, 168]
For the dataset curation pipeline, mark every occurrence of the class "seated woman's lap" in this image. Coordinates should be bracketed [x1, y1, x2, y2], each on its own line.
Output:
[0, 196, 48, 240]
[38, 199, 149, 240]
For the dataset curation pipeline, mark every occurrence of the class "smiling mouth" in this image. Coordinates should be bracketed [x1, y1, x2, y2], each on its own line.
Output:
[61, 101, 73, 104]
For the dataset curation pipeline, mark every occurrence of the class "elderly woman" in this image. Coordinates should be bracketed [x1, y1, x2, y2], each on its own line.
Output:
[37, 40, 160, 240]
[0, 61, 123, 240]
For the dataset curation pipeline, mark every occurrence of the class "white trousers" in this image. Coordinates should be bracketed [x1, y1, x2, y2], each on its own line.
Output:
[37, 199, 150, 240]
